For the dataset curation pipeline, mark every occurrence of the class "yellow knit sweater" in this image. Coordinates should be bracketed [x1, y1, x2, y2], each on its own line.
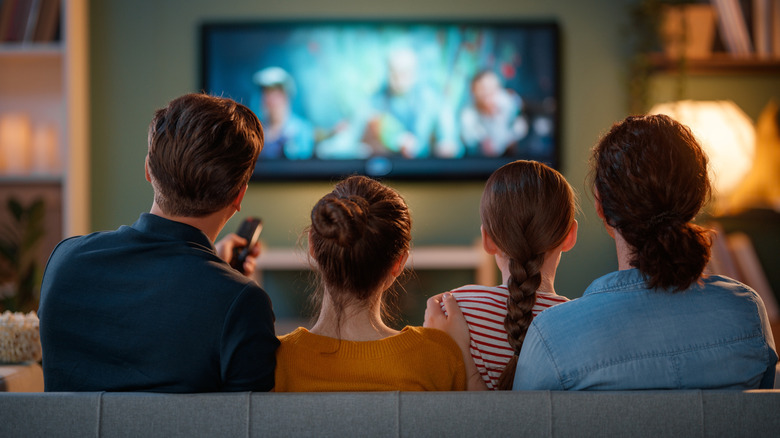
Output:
[274, 326, 467, 392]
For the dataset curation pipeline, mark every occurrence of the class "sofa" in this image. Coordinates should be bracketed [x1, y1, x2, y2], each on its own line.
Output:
[1, 390, 779, 437]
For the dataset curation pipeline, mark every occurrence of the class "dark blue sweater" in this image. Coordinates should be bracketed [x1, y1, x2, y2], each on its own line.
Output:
[39, 213, 279, 392]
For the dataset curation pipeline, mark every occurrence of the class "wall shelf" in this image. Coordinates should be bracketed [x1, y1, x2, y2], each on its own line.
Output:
[0, 175, 62, 185]
[649, 53, 780, 74]
[0, 43, 62, 57]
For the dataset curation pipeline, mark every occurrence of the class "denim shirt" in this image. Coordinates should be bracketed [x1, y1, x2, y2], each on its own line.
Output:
[513, 269, 778, 391]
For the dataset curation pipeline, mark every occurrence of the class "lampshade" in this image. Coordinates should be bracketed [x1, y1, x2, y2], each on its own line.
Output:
[648, 100, 756, 198]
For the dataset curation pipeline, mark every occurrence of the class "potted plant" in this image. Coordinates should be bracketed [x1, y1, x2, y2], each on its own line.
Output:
[0, 197, 46, 312]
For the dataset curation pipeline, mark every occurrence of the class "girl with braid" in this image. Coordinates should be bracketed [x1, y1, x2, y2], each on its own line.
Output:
[274, 175, 466, 392]
[428, 160, 578, 390]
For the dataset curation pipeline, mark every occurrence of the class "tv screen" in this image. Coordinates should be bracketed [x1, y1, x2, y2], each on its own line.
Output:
[200, 20, 561, 180]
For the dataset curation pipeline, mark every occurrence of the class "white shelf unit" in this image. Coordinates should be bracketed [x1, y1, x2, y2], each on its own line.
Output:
[0, 0, 90, 238]
[256, 244, 499, 287]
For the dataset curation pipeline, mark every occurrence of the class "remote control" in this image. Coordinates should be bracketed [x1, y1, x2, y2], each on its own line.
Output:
[230, 217, 262, 273]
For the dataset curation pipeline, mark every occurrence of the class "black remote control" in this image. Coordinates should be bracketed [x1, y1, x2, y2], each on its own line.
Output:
[230, 217, 262, 273]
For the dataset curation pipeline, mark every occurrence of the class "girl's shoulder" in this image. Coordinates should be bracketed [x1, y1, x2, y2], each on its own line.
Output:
[450, 284, 508, 294]
[402, 326, 461, 354]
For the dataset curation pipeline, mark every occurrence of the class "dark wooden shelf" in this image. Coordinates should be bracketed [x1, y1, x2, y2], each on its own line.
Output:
[0, 175, 63, 185]
[0, 43, 62, 58]
[649, 53, 780, 74]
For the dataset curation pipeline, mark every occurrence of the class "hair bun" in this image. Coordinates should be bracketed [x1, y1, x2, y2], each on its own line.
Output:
[311, 194, 370, 247]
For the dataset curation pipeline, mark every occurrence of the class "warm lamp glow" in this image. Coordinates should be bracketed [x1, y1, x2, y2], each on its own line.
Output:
[648, 100, 755, 198]
[0, 113, 33, 175]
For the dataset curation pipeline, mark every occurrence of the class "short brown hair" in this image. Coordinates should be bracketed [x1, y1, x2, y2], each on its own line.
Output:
[146, 93, 264, 217]
[590, 114, 711, 291]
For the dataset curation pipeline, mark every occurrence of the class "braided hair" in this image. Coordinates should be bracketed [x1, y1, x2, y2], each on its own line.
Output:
[480, 160, 576, 390]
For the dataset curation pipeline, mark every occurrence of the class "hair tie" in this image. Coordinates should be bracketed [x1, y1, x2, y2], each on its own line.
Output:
[647, 211, 681, 229]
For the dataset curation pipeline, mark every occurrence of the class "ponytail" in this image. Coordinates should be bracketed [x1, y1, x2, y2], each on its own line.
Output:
[591, 114, 712, 291]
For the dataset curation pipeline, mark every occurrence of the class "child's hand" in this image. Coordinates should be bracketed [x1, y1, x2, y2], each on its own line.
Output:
[424, 293, 470, 353]
[424, 292, 488, 391]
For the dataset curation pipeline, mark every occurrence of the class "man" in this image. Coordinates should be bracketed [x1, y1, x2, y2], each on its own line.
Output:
[252, 66, 314, 160]
[38, 93, 279, 392]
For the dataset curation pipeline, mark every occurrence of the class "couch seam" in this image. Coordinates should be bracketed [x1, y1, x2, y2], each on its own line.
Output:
[246, 392, 251, 438]
[96, 391, 104, 438]
[697, 390, 704, 438]
[395, 391, 401, 438]
[546, 391, 553, 438]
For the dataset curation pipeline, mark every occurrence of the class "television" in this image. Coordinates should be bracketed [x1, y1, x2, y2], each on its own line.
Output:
[200, 20, 561, 180]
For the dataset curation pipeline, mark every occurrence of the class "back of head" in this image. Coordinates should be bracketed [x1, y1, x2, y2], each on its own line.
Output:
[591, 114, 712, 291]
[146, 93, 264, 217]
[480, 160, 576, 389]
[309, 175, 412, 309]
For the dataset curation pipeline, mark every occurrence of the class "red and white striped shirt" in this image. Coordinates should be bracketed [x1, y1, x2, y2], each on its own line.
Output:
[446, 284, 569, 390]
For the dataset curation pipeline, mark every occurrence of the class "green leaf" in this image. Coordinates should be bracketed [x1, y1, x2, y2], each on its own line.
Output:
[8, 198, 24, 222]
[0, 220, 20, 242]
[21, 226, 45, 253]
[27, 198, 46, 224]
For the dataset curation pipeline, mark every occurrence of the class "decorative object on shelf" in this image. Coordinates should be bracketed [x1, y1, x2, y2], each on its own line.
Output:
[0, 114, 59, 176]
[648, 100, 756, 211]
[624, 0, 780, 113]
[660, 2, 717, 59]
[0, 310, 41, 363]
[724, 99, 780, 214]
[625, 0, 705, 114]
[30, 121, 59, 175]
[0, 113, 32, 175]
[0, 196, 45, 313]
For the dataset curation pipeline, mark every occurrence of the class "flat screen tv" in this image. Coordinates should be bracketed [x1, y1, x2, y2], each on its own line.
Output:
[200, 20, 561, 180]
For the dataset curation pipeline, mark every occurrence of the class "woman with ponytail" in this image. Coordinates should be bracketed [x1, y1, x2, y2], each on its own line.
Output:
[427, 160, 577, 390]
[274, 175, 466, 392]
[509, 114, 778, 390]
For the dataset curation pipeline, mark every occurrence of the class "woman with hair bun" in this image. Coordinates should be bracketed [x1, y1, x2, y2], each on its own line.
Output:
[509, 114, 778, 390]
[274, 175, 466, 392]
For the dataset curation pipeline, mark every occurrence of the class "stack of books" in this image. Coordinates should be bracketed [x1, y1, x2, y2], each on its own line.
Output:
[0, 0, 60, 44]
[712, 0, 780, 58]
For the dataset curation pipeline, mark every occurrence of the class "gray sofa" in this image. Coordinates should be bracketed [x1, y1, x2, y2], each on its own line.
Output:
[2, 390, 779, 437]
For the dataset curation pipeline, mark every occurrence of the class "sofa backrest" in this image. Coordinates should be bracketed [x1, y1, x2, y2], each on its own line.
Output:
[2, 391, 779, 437]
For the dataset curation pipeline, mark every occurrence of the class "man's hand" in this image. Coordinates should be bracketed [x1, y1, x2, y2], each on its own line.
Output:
[216, 233, 261, 277]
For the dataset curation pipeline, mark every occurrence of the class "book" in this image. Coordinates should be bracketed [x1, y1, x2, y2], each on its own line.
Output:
[0, 0, 16, 43]
[711, 0, 755, 56]
[773, 0, 780, 57]
[5, 0, 33, 42]
[32, 0, 58, 42]
[753, 0, 772, 57]
[21, 0, 40, 42]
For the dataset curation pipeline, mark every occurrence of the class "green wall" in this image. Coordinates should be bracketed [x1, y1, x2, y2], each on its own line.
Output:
[88, 0, 780, 319]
